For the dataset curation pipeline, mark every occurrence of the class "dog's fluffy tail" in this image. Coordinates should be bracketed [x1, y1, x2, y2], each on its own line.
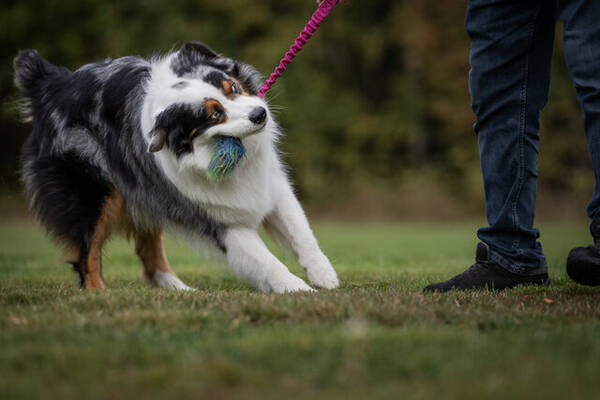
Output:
[14, 49, 54, 93]
[13, 49, 64, 121]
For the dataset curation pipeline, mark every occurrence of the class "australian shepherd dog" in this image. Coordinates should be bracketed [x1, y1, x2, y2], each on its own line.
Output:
[13, 41, 339, 293]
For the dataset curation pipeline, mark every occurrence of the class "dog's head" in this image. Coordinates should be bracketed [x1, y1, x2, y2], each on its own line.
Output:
[142, 42, 273, 176]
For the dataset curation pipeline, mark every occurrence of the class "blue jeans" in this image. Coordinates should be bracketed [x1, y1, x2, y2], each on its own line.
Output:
[467, 0, 600, 275]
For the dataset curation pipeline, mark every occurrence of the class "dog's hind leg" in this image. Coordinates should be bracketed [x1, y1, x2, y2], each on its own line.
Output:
[82, 190, 123, 289]
[134, 231, 195, 291]
[21, 149, 117, 289]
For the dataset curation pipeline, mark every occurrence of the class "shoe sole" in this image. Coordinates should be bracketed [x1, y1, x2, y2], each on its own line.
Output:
[566, 261, 600, 286]
[566, 248, 600, 286]
[423, 277, 551, 293]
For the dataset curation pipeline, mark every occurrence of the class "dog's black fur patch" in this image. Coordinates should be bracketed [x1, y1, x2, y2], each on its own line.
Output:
[202, 70, 227, 90]
[152, 103, 224, 158]
[171, 41, 218, 76]
[102, 61, 150, 132]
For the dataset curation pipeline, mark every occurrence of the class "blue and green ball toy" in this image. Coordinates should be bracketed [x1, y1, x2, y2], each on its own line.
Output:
[207, 136, 246, 183]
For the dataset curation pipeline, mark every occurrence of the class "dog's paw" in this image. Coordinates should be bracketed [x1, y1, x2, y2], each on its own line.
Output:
[306, 257, 340, 289]
[147, 271, 196, 291]
[266, 273, 314, 294]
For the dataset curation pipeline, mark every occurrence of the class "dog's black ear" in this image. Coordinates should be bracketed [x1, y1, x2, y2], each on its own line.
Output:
[181, 41, 218, 59]
[148, 128, 167, 152]
[172, 41, 219, 76]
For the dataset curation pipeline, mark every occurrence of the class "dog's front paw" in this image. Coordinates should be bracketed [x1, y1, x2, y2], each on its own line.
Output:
[266, 273, 314, 294]
[305, 257, 339, 289]
[147, 271, 196, 291]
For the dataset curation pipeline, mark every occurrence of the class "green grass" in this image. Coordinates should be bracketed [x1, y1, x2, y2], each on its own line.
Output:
[1, 219, 599, 399]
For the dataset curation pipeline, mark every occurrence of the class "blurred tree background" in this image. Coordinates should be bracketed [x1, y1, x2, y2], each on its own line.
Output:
[0, 0, 592, 219]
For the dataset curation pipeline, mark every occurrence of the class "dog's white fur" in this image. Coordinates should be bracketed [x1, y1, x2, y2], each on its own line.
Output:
[147, 270, 196, 291]
[141, 55, 339, 293]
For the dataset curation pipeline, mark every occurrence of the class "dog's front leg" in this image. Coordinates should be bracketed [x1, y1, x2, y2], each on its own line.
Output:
[265, 183, 339, 289]
[223, 226, 313, 293]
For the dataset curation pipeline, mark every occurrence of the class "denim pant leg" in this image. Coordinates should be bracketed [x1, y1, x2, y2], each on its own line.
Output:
[559, 1, 600, 220]
[466, 0, 557, 275]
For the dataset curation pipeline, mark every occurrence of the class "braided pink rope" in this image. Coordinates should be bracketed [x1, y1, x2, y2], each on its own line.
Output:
[257, 0, 339, 98]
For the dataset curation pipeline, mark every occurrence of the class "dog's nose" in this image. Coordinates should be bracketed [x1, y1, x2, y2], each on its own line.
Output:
[249, 107, 266, 125]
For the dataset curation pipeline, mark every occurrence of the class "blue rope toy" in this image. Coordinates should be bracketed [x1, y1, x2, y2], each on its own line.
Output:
[207, 136, 246, 183]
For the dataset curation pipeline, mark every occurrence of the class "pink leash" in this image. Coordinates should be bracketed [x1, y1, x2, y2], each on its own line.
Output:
[257, 0, 339, 98]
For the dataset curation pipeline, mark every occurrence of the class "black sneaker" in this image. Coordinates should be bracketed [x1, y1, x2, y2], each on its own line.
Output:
[424, 242, 551, 293]
[566, 220, 600, 286]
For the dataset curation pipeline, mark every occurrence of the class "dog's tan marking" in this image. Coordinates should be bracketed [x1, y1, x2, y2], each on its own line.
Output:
[205, 99, 223, 115]
[85, 190, 123, 289]
[222, 80, 234, 95]
[221, 78, 249, 97]
[191, 98, 227, 138]
[134, 230, 176, 283]
[204, 99, 227, 125]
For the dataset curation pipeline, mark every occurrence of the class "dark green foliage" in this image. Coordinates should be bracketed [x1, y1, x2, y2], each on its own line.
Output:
[0, 1, 591, 214]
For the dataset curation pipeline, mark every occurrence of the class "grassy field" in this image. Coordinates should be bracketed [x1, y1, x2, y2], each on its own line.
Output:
[1, 219, 599, 399]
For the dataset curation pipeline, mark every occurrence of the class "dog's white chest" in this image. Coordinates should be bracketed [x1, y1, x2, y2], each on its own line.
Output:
[155, 143, 280, 227]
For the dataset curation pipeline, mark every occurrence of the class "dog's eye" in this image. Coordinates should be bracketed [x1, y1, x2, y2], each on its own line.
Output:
[231, 82, 242, 95]
[210, 110, 222, 121]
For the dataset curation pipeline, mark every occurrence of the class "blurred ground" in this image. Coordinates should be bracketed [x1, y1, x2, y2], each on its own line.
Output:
[1, 219, 599, 399]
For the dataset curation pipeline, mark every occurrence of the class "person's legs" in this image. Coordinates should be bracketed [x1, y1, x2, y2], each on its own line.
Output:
[472, 0, 557, 275]
[561, 0, 600, 286]
[559, 0, 600, 219]
[425, 0, 556, 291]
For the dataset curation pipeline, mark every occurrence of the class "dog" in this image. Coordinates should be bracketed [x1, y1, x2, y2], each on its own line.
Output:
[13, 41, 339, 293]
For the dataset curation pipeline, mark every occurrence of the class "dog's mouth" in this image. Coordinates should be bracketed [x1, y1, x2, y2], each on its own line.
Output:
[206, 119, 266, 141]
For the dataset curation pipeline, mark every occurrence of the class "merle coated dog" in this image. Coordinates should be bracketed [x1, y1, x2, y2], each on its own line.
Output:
[14, 42, 339, 292]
